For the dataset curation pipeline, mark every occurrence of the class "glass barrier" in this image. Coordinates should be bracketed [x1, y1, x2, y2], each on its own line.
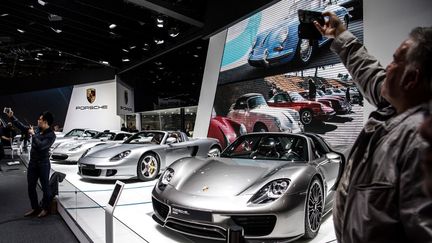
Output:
[20, 151, 148, 243]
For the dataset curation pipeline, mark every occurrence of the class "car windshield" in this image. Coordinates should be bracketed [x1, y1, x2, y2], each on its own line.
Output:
[221, 134, 308, 162]
[124, 132, 165, 145]
[64, 129, 85, 137]
[94, 132, 115, 140]
[317, 90, 325, 96]
[289, 92, 306, 101]
[248, 96, 267, 109]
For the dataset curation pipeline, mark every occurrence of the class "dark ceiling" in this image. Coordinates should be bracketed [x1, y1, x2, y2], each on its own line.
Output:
[0, 0, 278, 103]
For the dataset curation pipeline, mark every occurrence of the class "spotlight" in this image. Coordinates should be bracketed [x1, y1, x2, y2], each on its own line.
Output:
[122, 58, 130, 62]
[142, 43, 150, 51]
[109, 23, 117, 29]
[168, 27, 179, 37]
[18, 58, 24, 61]
[154, 39, 164, 45]
[37, 53, 43, 56]
[129, 45, 136, 50]
[17, 28, 25, 33]
[37, 0, 47, 6]
[156, 17, 164, 28]
[51, 27, 62, 33]
[100, 61, 109, 65]
[122, 48, 129, 52]
[1, 13, 9, 17]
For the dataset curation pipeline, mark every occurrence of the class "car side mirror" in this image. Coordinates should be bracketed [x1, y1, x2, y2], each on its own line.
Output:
[326, 152, 341, 163]
[123, 137, 128, 141]
[166, 137, 177, 144]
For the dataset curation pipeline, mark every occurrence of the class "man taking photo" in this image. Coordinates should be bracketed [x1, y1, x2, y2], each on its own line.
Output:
[7, 109, 56, 218]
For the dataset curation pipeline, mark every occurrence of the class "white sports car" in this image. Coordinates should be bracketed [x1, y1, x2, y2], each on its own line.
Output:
[51, 130, 133, 162]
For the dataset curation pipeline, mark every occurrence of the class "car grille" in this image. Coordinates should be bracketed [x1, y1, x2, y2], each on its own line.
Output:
[51, 154, 68, 160]
[152, 198, 169, 220]
[80, 167, 101, 177]
[165, 218, 226, 240]
[231, 215, 276, 236]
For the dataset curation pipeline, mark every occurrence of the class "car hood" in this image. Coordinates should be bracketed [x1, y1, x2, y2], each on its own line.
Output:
[173, 157, 306, 197]
[86, 143, 156, 158]
[250, 106, 295, 117]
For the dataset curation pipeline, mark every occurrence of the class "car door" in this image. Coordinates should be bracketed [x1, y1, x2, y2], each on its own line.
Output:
[312, 138, 341, 195]
[164, 132, 195, 166]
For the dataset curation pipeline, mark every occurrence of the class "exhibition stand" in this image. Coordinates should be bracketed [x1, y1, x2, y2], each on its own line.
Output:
[19, 151, 336, 243]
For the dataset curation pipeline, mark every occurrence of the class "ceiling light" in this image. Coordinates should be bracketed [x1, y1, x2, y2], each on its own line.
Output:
[51, 27, 62, 33]
[48, 14, 62, 21]
[34, 57, 40, 60]
[122, 48, 129, 52]
[38, 0, 47, 6]
[37, 53, 43, 56]
[1, 13, 9, 17]
[154, 61, 162, 65]
[168, 27, 179, 37]
[193, 54, 199, 58]
[129, 45, 136, 50]
[100, 61, 109, 65]
[58, 51, 62, 56]
[196, 46, 202, 49]
[156, 17, 163, 23]
[18, 58, 24, 61]
[122, 58, 130, 62]
[109, 24, 117, 29]
[17, 29, 25, 33]
[154, 39, 164, 45]
[142, 43, 150, 51]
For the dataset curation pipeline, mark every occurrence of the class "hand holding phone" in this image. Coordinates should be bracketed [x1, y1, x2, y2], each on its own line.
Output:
[3, 107, 11, 114]
[298, 10, 324, 40]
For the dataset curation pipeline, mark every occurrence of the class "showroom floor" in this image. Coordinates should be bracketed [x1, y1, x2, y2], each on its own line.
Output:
[45, 161, 337, 243]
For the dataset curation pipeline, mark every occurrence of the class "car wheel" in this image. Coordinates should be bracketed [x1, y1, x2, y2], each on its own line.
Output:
[300, 110, 313, 125]
[303, 178, 324, 239]
[296, 39, 314, 64]
[253, 123, 268, 132]
[208, 146, 221, 157]
[137, 152, 160, 181]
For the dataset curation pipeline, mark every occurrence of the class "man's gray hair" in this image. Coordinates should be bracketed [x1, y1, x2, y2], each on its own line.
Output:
[406, 26, 432, 92]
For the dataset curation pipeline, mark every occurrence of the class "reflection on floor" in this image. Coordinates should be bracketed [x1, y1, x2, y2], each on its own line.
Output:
[49, 161, 336, 243]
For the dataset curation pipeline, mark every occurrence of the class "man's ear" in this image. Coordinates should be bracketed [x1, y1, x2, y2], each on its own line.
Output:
[402, 68, 420, 91]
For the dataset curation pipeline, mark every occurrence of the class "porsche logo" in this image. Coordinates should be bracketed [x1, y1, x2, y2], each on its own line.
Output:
[202, 185, 209, 192]
[86, 88, 96, 104]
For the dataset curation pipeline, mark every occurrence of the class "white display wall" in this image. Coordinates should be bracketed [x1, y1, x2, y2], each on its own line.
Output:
[63, 79, 121, 133]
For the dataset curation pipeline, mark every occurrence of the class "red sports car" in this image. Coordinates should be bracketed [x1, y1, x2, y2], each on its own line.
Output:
[207, 116, 246, 149]
[268, 92, 335, 125]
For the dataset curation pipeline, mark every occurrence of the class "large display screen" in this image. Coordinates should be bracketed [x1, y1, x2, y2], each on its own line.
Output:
[209, 0, 364, 151]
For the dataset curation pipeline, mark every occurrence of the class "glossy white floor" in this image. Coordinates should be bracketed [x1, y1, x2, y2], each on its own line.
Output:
[40, 160, 337, 243]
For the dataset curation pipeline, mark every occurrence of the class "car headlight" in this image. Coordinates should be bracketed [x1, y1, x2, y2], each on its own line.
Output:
[158, 168, 175, 190]
[110, 150, 131, 161]
[249, 179, 290, 204]
[69, 144, 83, 151]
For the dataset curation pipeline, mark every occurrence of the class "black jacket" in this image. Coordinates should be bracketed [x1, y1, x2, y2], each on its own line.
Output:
[11, 117, 56, 162]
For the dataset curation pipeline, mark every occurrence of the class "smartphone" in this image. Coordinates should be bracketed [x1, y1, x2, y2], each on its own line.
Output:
[298, 10, 325, 40]
[3, 107, 11, 114]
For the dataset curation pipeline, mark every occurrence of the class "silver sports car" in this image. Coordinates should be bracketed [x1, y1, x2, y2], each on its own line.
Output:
[152, 132, 344, 242]
[78, 131, 221, 181]
[51, 130, 133, 162]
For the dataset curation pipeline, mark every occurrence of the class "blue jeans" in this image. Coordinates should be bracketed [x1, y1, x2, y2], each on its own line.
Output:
[27, 160, 51, 210]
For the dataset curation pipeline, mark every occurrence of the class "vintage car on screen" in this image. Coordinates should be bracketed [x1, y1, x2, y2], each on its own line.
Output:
[248, 0, 349, 67]
[50, 128, 100, 151]
[299, 90, 352, 114]
[152, 132, 344, 242]
[50, 130, 133, 162]
[268, 92, 335, 125]
[227, 93, 303, 134]
[207, 116, 246, 149]
[77, 131, 221, 181]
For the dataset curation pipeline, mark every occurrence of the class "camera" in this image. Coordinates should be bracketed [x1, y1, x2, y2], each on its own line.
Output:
[3, 107, 11, 114]
[298, 10, 325, 40]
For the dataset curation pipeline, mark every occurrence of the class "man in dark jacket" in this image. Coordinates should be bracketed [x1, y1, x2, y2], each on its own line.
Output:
[7, 110, 56, 218]
[315, 13, 432, 243]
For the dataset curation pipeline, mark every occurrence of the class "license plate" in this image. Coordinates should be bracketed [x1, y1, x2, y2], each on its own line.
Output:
[170, 205, 212, 222]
